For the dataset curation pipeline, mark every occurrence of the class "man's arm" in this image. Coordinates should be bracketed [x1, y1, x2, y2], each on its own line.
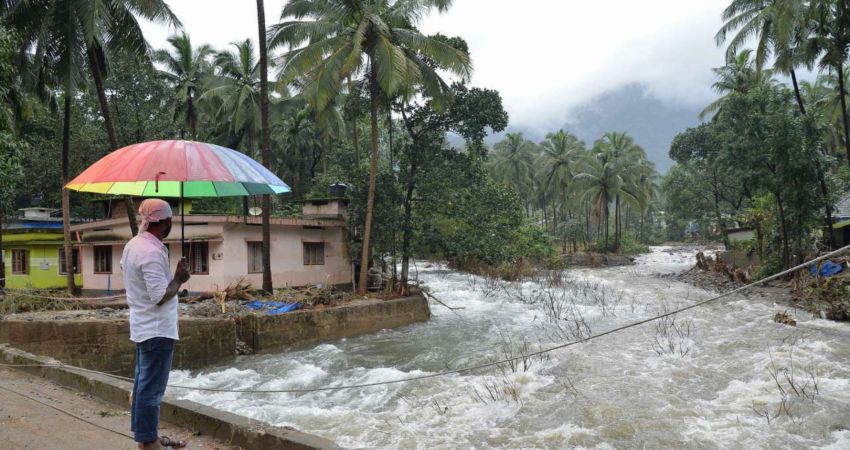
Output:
[156, 260, 191, 306]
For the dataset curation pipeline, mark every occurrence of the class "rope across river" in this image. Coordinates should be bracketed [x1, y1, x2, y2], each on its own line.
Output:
[2, 244, 849, 394]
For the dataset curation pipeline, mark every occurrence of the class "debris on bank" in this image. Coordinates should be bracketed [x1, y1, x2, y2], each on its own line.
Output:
[1, 278, 410, 321]
[668, 250, 850, 322]
[791, 257, 850, 321]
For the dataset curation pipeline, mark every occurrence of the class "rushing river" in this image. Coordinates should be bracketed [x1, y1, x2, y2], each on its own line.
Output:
[170, 246, 850, 449]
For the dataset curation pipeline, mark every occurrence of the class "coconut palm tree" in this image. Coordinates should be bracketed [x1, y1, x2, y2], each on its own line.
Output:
[256, 0, 273, 293]
[489, 133, 535, 212]
[701, 49, 775, 119]
[537, 130, 585, 232]
[573, 135, 645, 252]
[154, 34, 213, 140]
[200, 39, 268, 154]
[271, 0, 472, 293]
[4, 0, 178, 293]
[716, 0, 811, 114]
[805, 0, 850, 168]
[595, 132, 644, 249]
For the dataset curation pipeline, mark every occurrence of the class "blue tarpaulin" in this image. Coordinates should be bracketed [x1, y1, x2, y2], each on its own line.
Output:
[809, 260, 843, 277]
[244, 300, 301, 315]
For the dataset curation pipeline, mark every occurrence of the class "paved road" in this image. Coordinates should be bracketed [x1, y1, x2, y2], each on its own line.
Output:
[0, 368, 235, 450]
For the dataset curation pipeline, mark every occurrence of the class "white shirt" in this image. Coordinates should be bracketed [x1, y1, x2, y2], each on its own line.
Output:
[121, 231, 179, 342]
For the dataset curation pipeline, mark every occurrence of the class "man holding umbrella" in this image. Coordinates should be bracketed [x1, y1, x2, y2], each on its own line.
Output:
[122, 199, 190, 449]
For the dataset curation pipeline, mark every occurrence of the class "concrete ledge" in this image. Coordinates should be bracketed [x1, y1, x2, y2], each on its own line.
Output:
[0, 344, 338, 450]
[0, 317, 235, 377]
[0, 294, 430, 377]
[238, 296, 431, 353]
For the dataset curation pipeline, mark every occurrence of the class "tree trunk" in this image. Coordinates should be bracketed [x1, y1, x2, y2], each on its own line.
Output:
[358, 73, 380, 294]
[188, 89, 196, 140]
[61, 93, 78, 295]
[712, 171, 729, 248]
[775, 192, 790, 268]
[0, 212, 4, 289]
[603, 192, 609, 252]
[790, 69, 806, 115]
[399, 159, 417, 294]
[614, 194, 620, 251]
[87, 46, 139, 236]
[348, 76, 360, 167]
[257, 0, 273, 294]
[837, 63, 850, 169]
[387, 105, 396, 288]
[817, 162, 836, 248]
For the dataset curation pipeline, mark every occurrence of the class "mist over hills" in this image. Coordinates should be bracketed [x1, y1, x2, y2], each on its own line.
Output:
[480, 83, 705, 173]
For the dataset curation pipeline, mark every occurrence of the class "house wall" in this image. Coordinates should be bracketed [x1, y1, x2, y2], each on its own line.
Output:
[2, 244, 83, 289]
[302, 200, 345, 217]
[213, 223, 350, 290]
[727, 229, 756, 242]
[78, 222, 351, 293]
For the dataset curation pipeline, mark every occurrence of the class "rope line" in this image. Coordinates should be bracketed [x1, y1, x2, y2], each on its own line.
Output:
[0, 384, 135, 439]
[3, 245, 849, 394]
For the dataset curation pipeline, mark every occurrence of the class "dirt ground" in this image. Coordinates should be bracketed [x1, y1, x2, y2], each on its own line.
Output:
[0, 367, 237, 450]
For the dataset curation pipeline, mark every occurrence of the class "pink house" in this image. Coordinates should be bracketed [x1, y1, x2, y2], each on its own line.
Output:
[70, 199, 352, 293]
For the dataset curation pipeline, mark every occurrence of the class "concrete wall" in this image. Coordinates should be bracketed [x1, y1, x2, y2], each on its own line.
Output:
[0, 296, 430, 377]
[0, 317, 235, 377]
[237, 297, 432, 353]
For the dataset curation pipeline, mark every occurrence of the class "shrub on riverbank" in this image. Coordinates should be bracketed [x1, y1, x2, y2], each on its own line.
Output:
[592, 234, 649, 255]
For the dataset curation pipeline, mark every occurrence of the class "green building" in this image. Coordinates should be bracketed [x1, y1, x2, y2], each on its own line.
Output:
[2, 208, 82, 289]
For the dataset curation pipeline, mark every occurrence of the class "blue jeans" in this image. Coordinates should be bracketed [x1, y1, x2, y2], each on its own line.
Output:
[131, 337, 175, 443]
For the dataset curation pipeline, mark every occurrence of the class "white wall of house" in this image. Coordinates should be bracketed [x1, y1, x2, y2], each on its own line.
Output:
[78, 221, 351, 293]
[727, 229, 756, 242]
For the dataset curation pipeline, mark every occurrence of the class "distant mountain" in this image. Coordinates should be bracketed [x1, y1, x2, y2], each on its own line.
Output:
[561, 83, 702, 172]
[478, 83, 703, 173]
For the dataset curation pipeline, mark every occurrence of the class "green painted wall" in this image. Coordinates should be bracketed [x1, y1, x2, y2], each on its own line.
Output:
[3, 233, 83, 289]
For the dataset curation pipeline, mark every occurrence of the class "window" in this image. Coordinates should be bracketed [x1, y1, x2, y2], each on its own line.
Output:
[303, 242, 325, 265]
[182, 242, 209, 274]
[247, 242, 263, 273]
[11, 249, 28, 274]
[58, 248, 80, 275]
[94, 246, 112, 274]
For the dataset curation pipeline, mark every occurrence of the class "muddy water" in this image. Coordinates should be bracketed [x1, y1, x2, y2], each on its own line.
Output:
[170, 246, 850, 449]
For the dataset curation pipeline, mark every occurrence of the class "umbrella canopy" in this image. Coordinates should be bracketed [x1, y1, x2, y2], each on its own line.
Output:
[66, 140, 290, 197]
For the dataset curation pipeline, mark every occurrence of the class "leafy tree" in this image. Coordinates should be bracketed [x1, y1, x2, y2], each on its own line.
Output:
[536, 129, 585, 234]
[701, 49, 774, 119]
[488, 132, 535, 212]
[396, 81, 508, 290]
[0, 25, 25, 288]
[5, 0, 178, 293]
[154, 33, 213, 140]
[271, 0, 472, 293]
[201, 39, 266, 154]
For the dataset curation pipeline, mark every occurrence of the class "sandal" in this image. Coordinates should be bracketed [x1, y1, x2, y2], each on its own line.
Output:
[159, 436, 187, 449]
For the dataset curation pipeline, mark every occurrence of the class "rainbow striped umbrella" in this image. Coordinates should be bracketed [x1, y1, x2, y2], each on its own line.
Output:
[66, 140, 289, 197]
[66, 140, 290, 253]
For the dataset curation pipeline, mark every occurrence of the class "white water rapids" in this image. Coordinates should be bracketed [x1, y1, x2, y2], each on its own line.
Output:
[169, 246, 850, 449]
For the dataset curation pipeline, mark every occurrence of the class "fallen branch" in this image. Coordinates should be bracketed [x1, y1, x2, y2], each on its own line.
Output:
[414, 285, 465, 313]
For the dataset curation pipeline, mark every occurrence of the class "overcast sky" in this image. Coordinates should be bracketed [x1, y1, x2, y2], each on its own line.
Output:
[141, 0, 730, 131]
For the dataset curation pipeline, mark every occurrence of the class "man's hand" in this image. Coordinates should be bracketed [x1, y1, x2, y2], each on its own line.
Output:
[174, 259, 191, 284]
[156, 260, 191, 306]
